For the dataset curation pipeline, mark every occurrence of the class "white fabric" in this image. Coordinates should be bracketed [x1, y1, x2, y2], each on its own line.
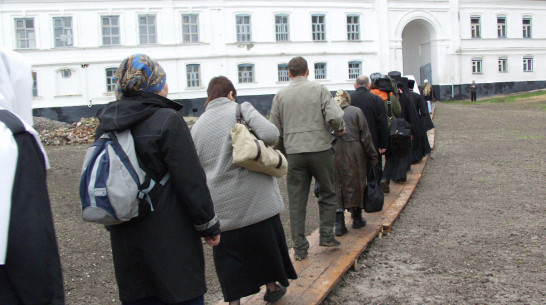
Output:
[0, 48, 49, 264]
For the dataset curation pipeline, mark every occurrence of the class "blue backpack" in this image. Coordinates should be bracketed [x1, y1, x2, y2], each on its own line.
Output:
[79, 130, 169, 225]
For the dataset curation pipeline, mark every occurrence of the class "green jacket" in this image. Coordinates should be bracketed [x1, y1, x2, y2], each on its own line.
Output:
[384, 92, 401, 128]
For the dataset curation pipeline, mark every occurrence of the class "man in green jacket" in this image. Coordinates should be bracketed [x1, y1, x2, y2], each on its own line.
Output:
[270, 56, 346, 260]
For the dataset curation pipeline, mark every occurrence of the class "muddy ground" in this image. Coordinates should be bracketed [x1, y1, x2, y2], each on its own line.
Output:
[45, 95, 545, 304]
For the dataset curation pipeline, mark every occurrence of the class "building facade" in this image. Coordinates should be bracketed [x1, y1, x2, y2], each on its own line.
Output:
[1, 0, 545, 121]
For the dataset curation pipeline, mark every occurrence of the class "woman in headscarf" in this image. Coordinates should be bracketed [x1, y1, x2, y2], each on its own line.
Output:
[332, 89, 378, 236]
[191, 76, 296, 305]
[0, 47, 64, 304]
[96, 54, 220, 305]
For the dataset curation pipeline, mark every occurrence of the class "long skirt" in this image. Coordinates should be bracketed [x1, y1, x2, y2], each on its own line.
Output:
[213, 214, 297, 302]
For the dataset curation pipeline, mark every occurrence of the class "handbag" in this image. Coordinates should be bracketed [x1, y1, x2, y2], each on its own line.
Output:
[231, 103, 288, 178]
[364, 166, 384, 213]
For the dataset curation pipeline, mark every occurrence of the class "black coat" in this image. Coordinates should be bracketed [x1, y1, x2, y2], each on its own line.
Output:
[410, 91, 432, 157]
[350, 87, 389, 151]
[0, 110, 64, 305]
[399, 90, 424, 164]
[97, 91, 220, 303]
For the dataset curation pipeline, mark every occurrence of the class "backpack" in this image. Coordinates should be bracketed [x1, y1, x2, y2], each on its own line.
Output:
[385, 92, 402, 128]
[79, 130, 170, 225]
[389, 118, 412, 157]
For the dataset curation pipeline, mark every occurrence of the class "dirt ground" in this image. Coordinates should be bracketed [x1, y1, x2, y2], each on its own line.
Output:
[44, 95, 545, 304]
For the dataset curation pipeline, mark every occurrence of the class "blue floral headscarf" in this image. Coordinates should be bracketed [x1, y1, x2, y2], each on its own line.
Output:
[113, 54, 166, 100]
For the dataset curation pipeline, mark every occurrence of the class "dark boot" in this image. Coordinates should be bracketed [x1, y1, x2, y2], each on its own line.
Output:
[380, 178, 390, 193]
[351, 208, 366, 229]
[335, 212, 348, 236]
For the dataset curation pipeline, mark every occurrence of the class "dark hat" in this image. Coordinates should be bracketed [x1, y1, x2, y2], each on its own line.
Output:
[399, 77, 409, 89]
[407, 79, 415, 89]
[370, 72, 382, 83]
[387, 71, 402, 82]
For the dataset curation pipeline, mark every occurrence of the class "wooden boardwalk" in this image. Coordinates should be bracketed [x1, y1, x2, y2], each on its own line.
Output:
[217, 108, 436, 305]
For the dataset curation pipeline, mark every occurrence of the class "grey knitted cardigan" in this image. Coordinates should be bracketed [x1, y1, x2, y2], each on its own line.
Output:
[190, 98, 285, 232]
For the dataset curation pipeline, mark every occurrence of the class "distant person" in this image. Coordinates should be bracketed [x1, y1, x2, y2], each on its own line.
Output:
[270, 56, 346, 261]
[0, 48, 65, 304]
[421, 79, 435, 113]
[331, 89, 378, 236]
[470, 80, 478, 102]
[96, 54, 220, 305]
[191, 76, 297, 305]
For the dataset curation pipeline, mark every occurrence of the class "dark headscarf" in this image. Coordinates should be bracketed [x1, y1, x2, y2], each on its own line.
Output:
[113, 54, 166, 100]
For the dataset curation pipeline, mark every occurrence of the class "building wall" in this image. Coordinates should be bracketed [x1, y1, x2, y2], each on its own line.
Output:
[1, 0, 545, 122]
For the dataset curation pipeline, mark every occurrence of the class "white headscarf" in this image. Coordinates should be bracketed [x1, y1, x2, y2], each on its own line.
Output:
[0, 48, 49, 264]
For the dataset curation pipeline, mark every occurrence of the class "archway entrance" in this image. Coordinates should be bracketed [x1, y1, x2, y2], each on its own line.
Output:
[402, 19, 434, 86]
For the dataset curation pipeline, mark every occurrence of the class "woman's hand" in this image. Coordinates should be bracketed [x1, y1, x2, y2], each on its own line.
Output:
[204, 234, 221, 246]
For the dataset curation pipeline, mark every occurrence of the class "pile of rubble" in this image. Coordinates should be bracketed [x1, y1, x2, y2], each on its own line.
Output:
[35, 117, 99, 146]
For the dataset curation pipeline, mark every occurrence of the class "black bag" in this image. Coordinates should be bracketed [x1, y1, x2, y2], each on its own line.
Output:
[364, 167, 384, 213]
[389, 118, 412, 157]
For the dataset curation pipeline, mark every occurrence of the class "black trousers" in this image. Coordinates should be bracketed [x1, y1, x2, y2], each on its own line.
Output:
[471, 91, 477, 101]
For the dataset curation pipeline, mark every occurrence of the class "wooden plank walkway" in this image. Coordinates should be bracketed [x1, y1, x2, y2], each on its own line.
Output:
[217, 106, 437, 305]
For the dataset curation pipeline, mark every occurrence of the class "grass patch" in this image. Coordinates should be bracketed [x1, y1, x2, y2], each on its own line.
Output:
[443, 90, 546, 104]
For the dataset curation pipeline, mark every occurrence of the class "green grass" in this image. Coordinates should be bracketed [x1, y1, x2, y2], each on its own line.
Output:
[443, 90, 546, 104]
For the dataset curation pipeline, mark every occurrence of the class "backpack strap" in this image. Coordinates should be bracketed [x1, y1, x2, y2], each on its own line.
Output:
[0, 109, 26, 135]
[386, 93, 393, 119]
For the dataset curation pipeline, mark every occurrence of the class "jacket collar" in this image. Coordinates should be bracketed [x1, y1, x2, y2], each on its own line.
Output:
[290, 76, 308, 85]
[356, 86, 370, 93]
[206, 97, 234, 111]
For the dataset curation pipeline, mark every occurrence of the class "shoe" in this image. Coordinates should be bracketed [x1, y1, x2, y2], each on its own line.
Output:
[264, 284, 287, 303]
[294, 251, 307, 261]
[335, 212, 348, 236]
[351, 208, 366, 229]
[319, 238, 341, 247]
[380, 178, 390, 193]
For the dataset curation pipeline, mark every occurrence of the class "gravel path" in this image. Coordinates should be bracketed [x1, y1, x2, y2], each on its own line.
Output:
[324, 98, 546, 304]
[44, 96, 545, 304]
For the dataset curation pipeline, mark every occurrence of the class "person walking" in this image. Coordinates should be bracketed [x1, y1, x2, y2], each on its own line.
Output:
[96, 54, 220, 305]
[270, 56, 346, 261]
[408, 79, 432, 161]
[470, 80, 478, 102]
[0, 48, 65, 305]
[191, 76, 297, 305]
[421, 79, 435, 113]
[331, 90, 378, 236]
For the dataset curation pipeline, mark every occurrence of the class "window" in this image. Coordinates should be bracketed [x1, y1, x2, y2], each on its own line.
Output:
[523, 57, 533, 72]
[314, 62, 326, 80]
[497, 17, 506, 38]
[275, 14, 289, 42]
[348, 61, 361, 79]
[32, 72, 38, 97]
[498, 58, 508, 72]
[53, 17, 73, 47]
[15, 18, 36, 49]
[236, 15, 252, 42]
[471, 17, 481, 38]
[238, 64, 254, 83]
[61, 69, 72, 78]
[186, 64, 201, 88]
[102, 16, 120, 45]
[523, 18, 532, 38]
[139, 14, 157, 44]
[182, 14, 199, 43]
[105, 68, 117, 92]
[312, 14, 325, 41]
[278, 64, 289, 82]
[347, 15, 360, 41]
[472, 59, 482, 74]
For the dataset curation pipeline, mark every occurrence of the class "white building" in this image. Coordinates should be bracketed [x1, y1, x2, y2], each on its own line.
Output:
[1, 0, 545, 121]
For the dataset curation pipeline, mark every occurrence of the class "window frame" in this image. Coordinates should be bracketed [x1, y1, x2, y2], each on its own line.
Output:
[275, 14, 290, 42]
[101, 15, 120, 46]
[138, 14, 157, 44]
[182, 14, 199, 43]
[346, 15, 360, 41]
[238, 64, 255, 83]
[522, 17, 532, 38]
[14, 17, 36, 49]
[53, 16, 74, 47]
[472, 59, 483, 74]
[32, 71, 38, 97]
[498, 58, 508, 73]
[105, 68, 117, 93]
[277, 64, 290, 82]
[311, 14, 326, 41]
[470, 16, 481, 38]
[523, 57, 533, 72]
[497, 16, 507, 38]
[314, 62, 327, 80]
[186, 64, 201, 88]
[348, 61, 362, 79]
[236, 14, 252, 43]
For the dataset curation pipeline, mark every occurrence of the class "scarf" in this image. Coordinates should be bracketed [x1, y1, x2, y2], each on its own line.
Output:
[114, 53, 166, 100]
[334, 89, 351, 108]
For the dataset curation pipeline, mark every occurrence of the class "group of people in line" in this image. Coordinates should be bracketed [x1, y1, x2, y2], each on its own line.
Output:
[0, 51, 434, 305]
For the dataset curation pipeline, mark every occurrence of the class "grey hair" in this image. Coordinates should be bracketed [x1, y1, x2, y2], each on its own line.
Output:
[355, 75, 370, 87]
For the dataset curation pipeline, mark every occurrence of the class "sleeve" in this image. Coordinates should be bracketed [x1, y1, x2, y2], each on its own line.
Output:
[269, 95, 285, 153]
[375, 97, 389, 149]
[242, 102, 279, 146]
[321, 86, 345, 132]
[160, 113, 220, 237]
[358, 110, 378, 165]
